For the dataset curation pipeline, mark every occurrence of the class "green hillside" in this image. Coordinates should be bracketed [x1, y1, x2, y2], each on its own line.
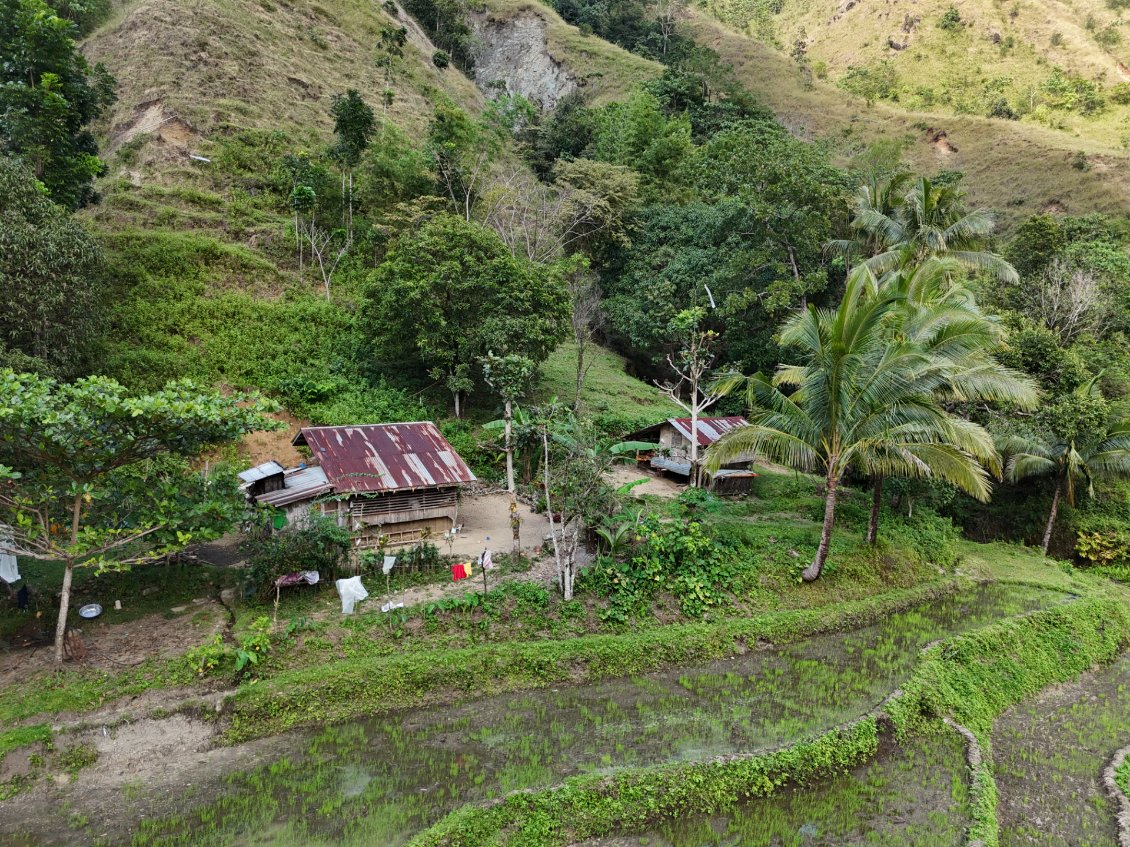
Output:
[703, 0, 1130, 139]
[685, 4, 1130, 226]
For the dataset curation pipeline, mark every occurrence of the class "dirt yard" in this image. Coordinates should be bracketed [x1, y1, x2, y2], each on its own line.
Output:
[449, 492, 550, 558]
[606, 464, 683, 498]
[0, 600, 229, 687]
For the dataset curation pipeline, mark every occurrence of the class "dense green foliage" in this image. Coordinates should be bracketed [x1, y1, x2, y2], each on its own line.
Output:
[0, 158, 104, 376]
[0, 370, 277, 659]
[0, 0, 115, 208]
[243, 515, 352, 598]
[363, 214, 570, 416]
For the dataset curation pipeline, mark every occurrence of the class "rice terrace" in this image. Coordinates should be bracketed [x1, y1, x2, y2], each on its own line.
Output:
[3, 0, 1130, 844]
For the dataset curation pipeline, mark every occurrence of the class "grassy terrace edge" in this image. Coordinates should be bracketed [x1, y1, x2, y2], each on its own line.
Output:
[887, 593, 1130, 847]
[397, 589, 1130, 847]
[222, 577, 970, 743]
[407, 718, 880, 847]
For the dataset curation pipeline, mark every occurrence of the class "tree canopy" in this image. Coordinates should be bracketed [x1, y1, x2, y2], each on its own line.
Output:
[0, 158, 104, 376]
[0, 0, 115, 208]
[0, 370, 279, 661]
[363, 214, 570, 416]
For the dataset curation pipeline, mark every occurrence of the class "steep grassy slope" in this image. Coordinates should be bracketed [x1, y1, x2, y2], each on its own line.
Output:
[70, 0, 672, 421]
[684, 6, 1130, 226]
[703, 0, 1130, 135]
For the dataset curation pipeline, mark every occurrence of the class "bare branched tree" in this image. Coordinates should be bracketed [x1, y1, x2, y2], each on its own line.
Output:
[656, 308, 721, 488]
[565, 261, 602, 412]
[1027, 259, 1107, 344]
[479, 168, 613, 264]
[654, 0, 686, 55]
[305, 220, 351, 302]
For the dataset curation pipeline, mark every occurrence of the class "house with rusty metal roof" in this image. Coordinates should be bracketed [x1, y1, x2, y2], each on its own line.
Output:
[242, 422, 477, 546]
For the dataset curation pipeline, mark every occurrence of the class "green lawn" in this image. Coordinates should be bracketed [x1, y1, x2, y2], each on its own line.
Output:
[533, 342, 681, 432]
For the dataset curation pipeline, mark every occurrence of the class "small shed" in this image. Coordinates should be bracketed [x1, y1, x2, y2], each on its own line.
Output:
[625, 416, 756, 493]
[625, 416, 749, 463]
[237, 461, 286, 497]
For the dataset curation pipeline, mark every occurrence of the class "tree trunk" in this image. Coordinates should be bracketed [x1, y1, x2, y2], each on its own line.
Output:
[1041, 480, 1062, 556]
[574, 343, 585, 413]
[867, 476, 883, 545]
[295, 211, 302, 273]
[453, 391, 462, 420]
[562, 525, 576, 602]
[504, 399, 515, 494]
[54, 493, 83, 663]
[542, 428, 564, 594]
[802, 472, 838, 582]
[53, 560, 75, 663]
[510, 496, 521, 560]
[689, 407, 700, 488]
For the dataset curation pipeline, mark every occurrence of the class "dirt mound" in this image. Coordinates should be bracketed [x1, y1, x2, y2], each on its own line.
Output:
[927, 127, 958, 154]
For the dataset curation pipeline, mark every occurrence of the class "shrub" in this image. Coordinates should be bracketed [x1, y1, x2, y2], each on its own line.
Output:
[243, 515, 351, 597]
[185, 634, 232, 677]
[1075, 530, 1129, 566]
[581, 516, 736, 622]
[432, 49, 450, 68]
[938, 6, 962, 31]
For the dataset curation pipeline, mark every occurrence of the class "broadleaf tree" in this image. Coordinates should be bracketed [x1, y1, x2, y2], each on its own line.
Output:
[0, 372, 280, 662]
[0, 0, 116, 208]
[363, 214, 570, 417]
[0, 158, 104, 376]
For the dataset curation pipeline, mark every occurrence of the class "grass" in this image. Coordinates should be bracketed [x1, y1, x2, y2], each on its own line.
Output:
[0, 725, 52, 765]
[532, 341, 682, 429]
[0, 558, 235, 644]
[682, 6, 1130, 228]
[705, 0, 1130, 142]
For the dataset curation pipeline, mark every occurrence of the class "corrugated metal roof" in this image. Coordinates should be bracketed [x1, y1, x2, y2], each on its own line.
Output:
[238, 460, 285, 485]
[256, 465, 332, 508]
[668, 416, 748, 447]
[293, 423, 477, 494]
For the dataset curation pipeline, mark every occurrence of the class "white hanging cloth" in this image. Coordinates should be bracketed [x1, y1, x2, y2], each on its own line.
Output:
[335, 576, 369, 615]
[0, 526, 19, 584]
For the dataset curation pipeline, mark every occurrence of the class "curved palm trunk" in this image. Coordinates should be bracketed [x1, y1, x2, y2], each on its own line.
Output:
[1041, 480, 1062, 557]
[867, 476, 883, 546]
[803, 473, 838, 582]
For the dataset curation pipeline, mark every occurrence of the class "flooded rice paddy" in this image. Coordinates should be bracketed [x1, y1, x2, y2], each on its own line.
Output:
[0, 584, 1063, 846]
[995, 650, 1130, 847]
[574, 728, 971, 847]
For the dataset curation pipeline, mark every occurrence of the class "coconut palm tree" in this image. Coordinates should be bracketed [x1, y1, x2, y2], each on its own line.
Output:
[708, 271, 1000, 581]
[830, 175, 1017, 283]
[1003, 380, 1130, 555]
[852, 258, 1040, 543]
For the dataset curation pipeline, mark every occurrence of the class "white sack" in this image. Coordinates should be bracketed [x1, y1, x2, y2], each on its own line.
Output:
[335, 576, 369, 615]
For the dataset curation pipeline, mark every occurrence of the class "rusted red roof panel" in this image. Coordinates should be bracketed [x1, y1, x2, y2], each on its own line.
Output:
[669, 416, 748, 447]
[293, 423, 477, 493]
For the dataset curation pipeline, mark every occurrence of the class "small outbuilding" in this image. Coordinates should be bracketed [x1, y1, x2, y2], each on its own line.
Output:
[242, 422, 477, 547]
[624, 416, 757, 493]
